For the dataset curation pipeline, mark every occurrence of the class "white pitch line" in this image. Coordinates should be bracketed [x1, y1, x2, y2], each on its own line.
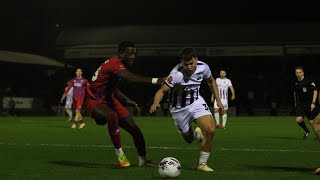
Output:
[0, 142, 319, 153]
[219, 148, 320, 153]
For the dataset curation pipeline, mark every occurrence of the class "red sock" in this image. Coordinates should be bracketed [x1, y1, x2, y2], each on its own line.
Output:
[73, 120, 78, 125]
[79, 119, 84, 124]
[106, 112, 121, 149]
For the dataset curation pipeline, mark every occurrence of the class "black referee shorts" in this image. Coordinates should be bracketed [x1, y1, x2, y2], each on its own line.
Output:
[295, 102, 320, 120]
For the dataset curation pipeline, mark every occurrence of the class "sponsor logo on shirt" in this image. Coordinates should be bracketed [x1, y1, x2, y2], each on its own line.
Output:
[74, 83, 82, 87]
[303, 87, 307, 92]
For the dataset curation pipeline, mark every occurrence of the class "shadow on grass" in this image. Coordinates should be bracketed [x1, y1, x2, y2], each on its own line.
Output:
[46, 125, 71, 128]
[49, 160, 160, 169]
[244, 164, 314, 173]
[49, 160, 120, 169]
[263, 136, 298, 140]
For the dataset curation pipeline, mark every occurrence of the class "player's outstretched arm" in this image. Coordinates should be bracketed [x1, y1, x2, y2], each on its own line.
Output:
[311, 90, 318, 110]
[114, 88, 130, 102]
[230, 86, 236, 100]
[61, 82, 73, 103]
[293, 91, 297, 107]
[60, 95, 66, 103]
[115, 88, 140, 112]
[211, 94, 215, 103]
[149, 84, 171, 113]
[119, 70, 164, 86]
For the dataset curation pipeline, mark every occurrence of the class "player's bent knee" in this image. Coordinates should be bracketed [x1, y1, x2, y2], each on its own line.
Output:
[182, 132, 194, 144]
[203, 127, 215, 138]
[105, 111, 118, 124]
[92, 111, 107, 126]
[93, 111, 118, 126]
[184, 137, 193, 144]
[94, 118, 107, 126]
[295, 117, 303, 123]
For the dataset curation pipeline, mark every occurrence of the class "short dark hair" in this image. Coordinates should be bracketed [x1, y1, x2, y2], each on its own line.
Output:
[295, 66, 304, 72]
[118, 41, 135, 54]
[220, 69, 227, 73]
[177, 47, 196, 62]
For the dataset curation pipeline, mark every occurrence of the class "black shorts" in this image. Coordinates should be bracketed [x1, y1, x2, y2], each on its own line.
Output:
[295, 102, 320, 120]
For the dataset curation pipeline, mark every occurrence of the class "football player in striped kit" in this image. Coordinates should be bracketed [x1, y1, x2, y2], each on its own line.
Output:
[149, 47, 224, 172]
[61, 68, 89, 129]
[211, 69, 235, 129]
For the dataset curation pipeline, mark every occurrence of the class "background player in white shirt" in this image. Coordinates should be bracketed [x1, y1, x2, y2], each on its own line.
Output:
[211, 70, 235, 129]
[149, 47, 224, 172]
[64, 81, 73, 121]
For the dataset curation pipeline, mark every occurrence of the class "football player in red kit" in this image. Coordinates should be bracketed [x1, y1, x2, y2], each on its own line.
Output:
[86, 41, 164, 167]
[61, 68, 89, 129]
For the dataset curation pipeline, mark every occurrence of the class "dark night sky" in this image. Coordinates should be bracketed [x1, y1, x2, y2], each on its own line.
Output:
[0, 0, 319, 54]
[1, 1, 319, 26]
[0, 0, 319, 110]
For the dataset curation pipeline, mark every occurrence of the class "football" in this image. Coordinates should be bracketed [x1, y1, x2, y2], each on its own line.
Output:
[158, 157, 181, 178]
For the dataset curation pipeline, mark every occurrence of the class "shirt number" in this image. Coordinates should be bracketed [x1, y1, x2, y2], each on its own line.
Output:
[92, 66, 101, 81]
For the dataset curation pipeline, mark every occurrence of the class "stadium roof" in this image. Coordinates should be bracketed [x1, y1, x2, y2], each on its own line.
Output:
[56, 23, 320, 47]
[0, 51, 67, 67]
[56, 23, 320, 58]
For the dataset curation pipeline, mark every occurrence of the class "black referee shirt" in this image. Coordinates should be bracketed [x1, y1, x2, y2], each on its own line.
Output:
[293, 77, 317, 104]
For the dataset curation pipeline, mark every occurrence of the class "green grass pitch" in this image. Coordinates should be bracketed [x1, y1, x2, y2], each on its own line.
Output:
[0, 116, 319, 179]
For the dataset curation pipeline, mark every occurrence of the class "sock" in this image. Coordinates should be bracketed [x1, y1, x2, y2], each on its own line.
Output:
[79, 119, 84, 124]
[214, 112, 220, 125]
[222, 114, 227, 127]
[139, 156, 147, 165]
[199, 151, 210, 165]
[73, 120, 78, 125]
[106, 112, 121, 149]
[115, 147, 124, 157]
[297, 121, 310, 133]
[66, 109, 73, 120]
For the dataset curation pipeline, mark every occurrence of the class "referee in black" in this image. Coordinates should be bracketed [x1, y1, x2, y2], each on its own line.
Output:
[293, 66, 319, 139]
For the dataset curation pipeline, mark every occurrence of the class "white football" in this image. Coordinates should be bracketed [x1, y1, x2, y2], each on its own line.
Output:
[158, 157, 181, 178]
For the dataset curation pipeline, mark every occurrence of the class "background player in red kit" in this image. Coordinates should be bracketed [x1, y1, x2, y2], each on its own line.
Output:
[61, 68, 89, 129]
[86, 41, 164, 167]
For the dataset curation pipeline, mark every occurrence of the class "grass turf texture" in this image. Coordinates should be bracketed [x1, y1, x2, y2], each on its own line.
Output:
[0, 116, 319, 179]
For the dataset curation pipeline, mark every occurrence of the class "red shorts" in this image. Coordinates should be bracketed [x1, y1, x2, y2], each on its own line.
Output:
[73, 98, 84, 110]
[86, 97, 129, 120]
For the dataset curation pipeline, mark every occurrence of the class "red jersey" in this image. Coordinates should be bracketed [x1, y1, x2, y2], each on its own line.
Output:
[64, 77, 89, 100]
[88, 56, 126, 101]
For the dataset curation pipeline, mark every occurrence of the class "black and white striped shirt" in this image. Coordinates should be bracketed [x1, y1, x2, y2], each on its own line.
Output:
[165, 61, 212, 108]
[216, 78, 232, 100]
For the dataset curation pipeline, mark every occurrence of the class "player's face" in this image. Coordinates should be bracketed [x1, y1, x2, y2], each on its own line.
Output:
[182, 57, 198, 75]
[75, 69, 83, 77]
[120, 47, 137, 67]
[295, 69, 304, 79]
[220, 71, 226, 78]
